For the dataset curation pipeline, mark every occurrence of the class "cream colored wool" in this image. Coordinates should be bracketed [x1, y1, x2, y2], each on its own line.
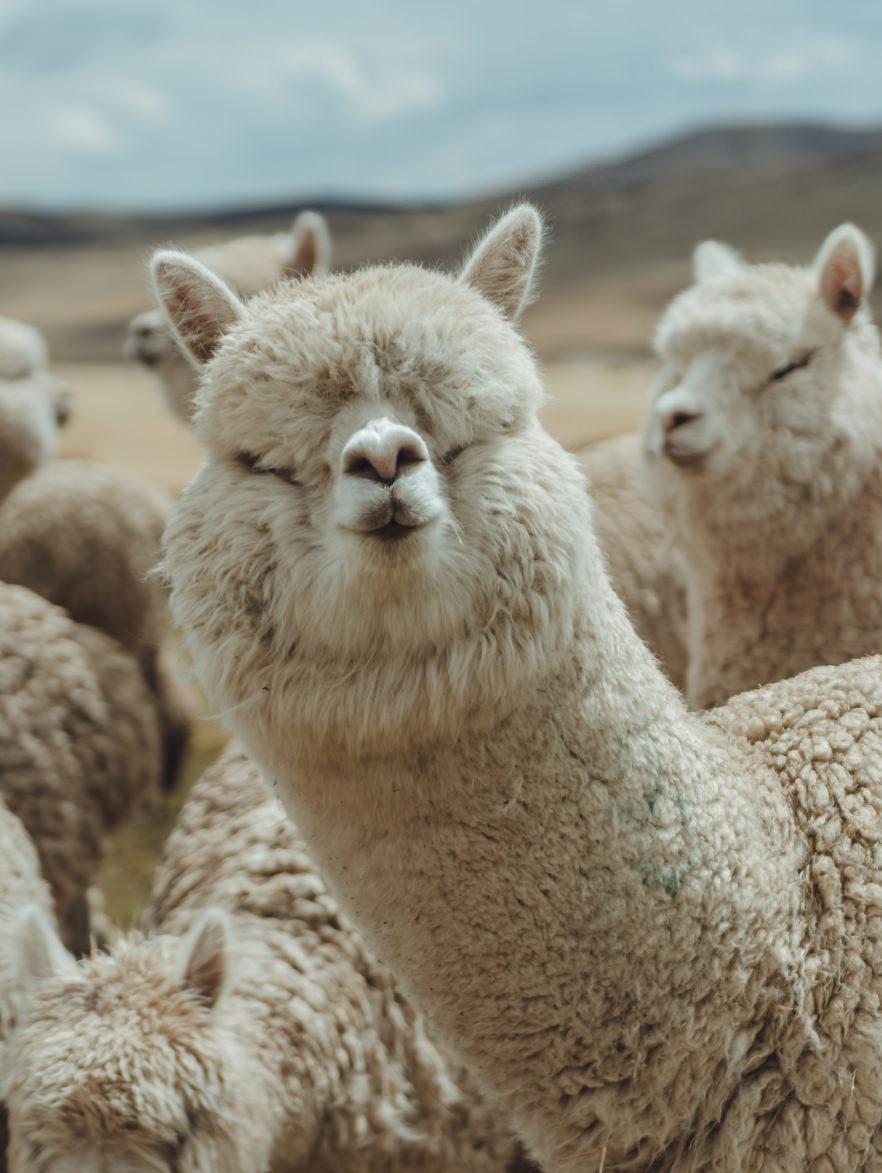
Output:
[4, 742, 528, 1173]
[642, 225, 882, 709]
[575, 432, 688, 689]
[0, 799, 54, 1170]
[0, 317, 71, 503]
[0, 582, 160, 954]
[126, 210, 332, 422]
[0, 459, 192, 786]
[155, 205, 882, 1170]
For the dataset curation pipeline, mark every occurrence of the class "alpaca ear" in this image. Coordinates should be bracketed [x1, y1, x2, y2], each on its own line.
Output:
[178, 910, 230, 1010]
[17, 905, 76, 986]
[814, 223, 876, 322]
[459, 204, 543, 319]
[692, 241, 744, 284]
[283, 210, 332, 278]
[150, 250, 244, 366]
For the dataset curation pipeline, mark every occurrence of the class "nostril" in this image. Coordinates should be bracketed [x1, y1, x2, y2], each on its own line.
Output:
[663, 411, 700, 433]
[341, 425, 429, 484]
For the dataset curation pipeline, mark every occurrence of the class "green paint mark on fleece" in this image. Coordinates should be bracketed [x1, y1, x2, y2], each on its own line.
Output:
[640, 853, 700, 898]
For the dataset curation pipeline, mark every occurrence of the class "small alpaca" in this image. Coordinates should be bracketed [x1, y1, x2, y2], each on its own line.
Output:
[4, 742, 530, 1173]
[0, 583, 160, 954]
[642, 225, 882, 708]
[156, 206, 882, 1170]
[0, 316, 71, 502]
[0, 459, 192, 785]
[126, 210, 331, 422]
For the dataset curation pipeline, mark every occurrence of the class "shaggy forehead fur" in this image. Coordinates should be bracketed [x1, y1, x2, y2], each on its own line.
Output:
[9, 941, 223, 1144]
[654, 264, 841, 363]
[196, 263, 544, 457]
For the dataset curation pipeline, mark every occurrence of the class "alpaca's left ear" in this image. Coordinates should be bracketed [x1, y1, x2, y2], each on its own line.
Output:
[177, 909, 230, 1010]
[283, 210, 332, 279]
[814, 224, 876, 322]
[692, 240, 744, 284]
[151, 250, 245, 366]
[459, 204, 543, 320]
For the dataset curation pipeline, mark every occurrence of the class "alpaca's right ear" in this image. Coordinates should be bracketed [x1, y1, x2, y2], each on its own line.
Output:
[813, 224, 876, 322]
[692, 241, 744, 283]
[150, 250, 244, 366]
[459, 204, 543, 319]
[177, 909, 230, 1010]
[16, 905, 76, 986]
[283, 210, 332, 279]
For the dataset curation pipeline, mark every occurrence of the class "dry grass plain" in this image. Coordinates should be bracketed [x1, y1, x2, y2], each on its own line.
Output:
[63, 352, 654, 926]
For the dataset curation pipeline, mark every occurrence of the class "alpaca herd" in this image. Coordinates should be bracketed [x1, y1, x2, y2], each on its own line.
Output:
[0, 201, 881, 1173]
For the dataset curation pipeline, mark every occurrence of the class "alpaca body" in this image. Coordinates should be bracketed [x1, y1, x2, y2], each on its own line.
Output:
[0, 582, 160, 952]
[4, 743, 526, 1173]
[576, 433, 688, 688]
[642, 226, 882, 708]
[156, 208, 882, 1170]
[0, 458, 192, 784]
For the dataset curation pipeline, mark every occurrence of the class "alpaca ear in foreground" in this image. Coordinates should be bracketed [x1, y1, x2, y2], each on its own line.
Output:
[692, 240, 744, 284]
[177, 909, 230, 1010]
[150, 250, 245, 366]
[459, 204, 543, 320]
[16, 904, 76, 987]
[814, 223, 876, 322]
[284, 210, 332, 279]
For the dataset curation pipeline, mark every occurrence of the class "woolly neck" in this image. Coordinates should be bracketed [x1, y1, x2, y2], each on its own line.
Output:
[227, 532, 806, 1171]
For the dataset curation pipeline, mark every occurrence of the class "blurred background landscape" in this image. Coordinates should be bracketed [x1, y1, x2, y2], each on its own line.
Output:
[2, 0, 881, 919]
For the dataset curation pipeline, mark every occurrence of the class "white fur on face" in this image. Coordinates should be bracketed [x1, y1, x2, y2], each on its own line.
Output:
[161, 254, 593, 756]
[643, 260, 875, 506]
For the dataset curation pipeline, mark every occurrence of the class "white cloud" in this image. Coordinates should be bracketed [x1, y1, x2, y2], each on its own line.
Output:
[668, 34, 856, 89]
[49, 106, 125, 156]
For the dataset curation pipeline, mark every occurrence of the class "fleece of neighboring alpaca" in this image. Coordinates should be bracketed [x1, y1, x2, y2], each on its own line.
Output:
[0, 459, 192, 785]
[3, 742, 529, 1173]
[575, 433, 688, 689]
[642, 226, 882, 709]
[0, 583, 160, 955]
[155, 206, 882, 1171]
[126, 210, 332, 422]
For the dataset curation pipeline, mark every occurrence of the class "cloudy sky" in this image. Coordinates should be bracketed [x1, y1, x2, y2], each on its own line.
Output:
[2, 0, 881, 211]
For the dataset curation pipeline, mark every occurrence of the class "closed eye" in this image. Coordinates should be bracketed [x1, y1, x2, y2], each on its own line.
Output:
[236, 451, 300, 485]
[770, 352, 813, 382]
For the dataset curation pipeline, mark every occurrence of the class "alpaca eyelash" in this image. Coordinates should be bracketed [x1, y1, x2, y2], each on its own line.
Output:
[770, 352, 813, 382]
[236, 451, 300, 485]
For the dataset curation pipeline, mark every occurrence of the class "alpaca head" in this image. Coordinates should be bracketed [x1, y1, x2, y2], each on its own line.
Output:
[0, 317, 73, 502]
[156, 205, 591, 756]
[642, 224, 879, 551]
[126, 211, 332, 423]
[4, 906, 269, 1173]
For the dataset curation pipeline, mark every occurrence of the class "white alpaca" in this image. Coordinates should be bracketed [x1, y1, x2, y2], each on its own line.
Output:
[0, 460, 192, 786]
[126, 210, 332, 422]
[575, 433, 688, 688]
[0, 583, 161, 954]
[642, 224, 882, 708]
[4, 742, 529, 1173]
[156, 206, 882, 1170]
[0, 316, 72, 502]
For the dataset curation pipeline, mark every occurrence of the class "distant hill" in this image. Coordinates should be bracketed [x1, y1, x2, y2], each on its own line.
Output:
[3, 119, 882, 359]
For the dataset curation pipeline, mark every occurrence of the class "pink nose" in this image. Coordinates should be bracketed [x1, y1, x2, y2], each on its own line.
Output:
[662, 410, 701, 434]
[341, 419, 429, 484]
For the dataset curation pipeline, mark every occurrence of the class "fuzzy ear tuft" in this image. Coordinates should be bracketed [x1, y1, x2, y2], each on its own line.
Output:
[692, 240, 744, 284]
[814, 223, 876, 322]
[17, 904, 76, 987]
[283, 210, 332, 279]
[459, 204, 543, 319]
[178, 910, 230, 1010]
[150, 250, 244, 366]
